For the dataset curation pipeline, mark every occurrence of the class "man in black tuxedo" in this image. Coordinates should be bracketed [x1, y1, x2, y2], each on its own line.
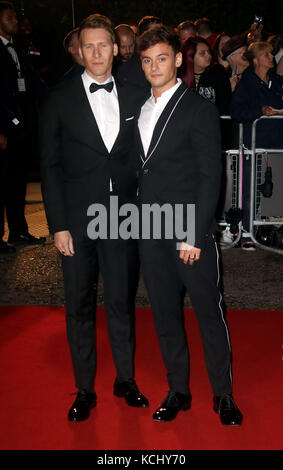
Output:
[0, 1, 45, 252]
[136, 26, 243, 425]
[40, 14, 148, 422]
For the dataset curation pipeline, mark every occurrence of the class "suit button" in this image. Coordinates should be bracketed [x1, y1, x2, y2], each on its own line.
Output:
[144, 169, 149, 175]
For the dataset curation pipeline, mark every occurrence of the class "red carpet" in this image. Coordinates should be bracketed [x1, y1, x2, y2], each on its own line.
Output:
[0, 305, 282, 450]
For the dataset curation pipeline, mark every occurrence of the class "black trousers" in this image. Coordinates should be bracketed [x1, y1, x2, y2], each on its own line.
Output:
[62, 235, 139, 393]
[0, 141, 29, 240]
[139, 234, 232, 396]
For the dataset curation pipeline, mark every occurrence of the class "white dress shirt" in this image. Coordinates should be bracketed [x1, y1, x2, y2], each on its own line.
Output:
[138, 78, 182, 156]
[81, 71, 120, 153]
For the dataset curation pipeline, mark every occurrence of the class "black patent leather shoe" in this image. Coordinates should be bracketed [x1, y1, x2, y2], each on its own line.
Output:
[153, 390, 191, 422]
[113, 378, 149, 408]
[0, 241, 15, 253]
[68, 391, 97, 422]
[213, 394, 243, 426]
[8, 233, 46, 246]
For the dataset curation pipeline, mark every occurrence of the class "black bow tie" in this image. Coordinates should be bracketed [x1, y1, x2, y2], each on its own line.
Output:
[89, 81, 113, 93]
[6, 42, 14, 49]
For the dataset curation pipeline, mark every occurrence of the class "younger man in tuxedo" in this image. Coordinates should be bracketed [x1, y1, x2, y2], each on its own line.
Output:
[40, 14, 148, 421]
[136, 26, 243, 425]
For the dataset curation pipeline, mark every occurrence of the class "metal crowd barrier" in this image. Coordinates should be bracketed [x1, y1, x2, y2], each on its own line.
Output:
[218, 116, 243, 250]
[218, 115, 283, 254]
[248, 115, 283, 254]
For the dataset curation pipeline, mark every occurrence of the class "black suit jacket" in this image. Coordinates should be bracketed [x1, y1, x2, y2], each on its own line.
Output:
[136, 81, 222, 249]
[39, 75, 148, 235]
[0, 38, 45, 141]
[112, 52, 151, 91]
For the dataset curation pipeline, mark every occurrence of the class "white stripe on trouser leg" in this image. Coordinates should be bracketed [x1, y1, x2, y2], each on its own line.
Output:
[214, 240, 233, 386]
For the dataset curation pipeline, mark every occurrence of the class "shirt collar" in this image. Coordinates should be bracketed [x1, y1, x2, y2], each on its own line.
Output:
[0, 35, 12, 46]
[150, 78, 182, 104]
[83, 70, 114, 86]
[82, 70, 117, 96]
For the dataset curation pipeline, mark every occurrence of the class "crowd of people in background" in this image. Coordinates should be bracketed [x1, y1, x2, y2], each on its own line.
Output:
[1, 2, 283, 253]
[61, 15, 283, 251]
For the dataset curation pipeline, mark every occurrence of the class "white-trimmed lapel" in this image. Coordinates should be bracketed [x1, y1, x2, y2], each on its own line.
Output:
[138, 82, 189, 168]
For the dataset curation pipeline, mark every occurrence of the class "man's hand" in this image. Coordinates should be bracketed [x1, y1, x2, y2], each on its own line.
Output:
[54, 230, 74, 256]
[179, 241, 201, 265]
[0, 134, 7, 150]
[262, 105, 279, 116]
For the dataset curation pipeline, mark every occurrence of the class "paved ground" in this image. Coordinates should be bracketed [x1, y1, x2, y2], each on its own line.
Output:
[0, 183, 282, 309]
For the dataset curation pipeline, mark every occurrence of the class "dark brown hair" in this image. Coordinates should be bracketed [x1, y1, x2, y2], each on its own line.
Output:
[137, 16, 161, 35]
[180, 36, 211, 88]
[0, 1, 14, 16]
[177, 20, 196, 34]
[138, 25, 181, 56]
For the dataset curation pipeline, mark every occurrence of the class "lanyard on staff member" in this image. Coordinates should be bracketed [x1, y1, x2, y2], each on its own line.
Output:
[6, 41, 26, 92]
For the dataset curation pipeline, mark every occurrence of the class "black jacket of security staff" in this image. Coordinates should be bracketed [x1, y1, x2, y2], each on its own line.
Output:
[0, 38, 44, 141]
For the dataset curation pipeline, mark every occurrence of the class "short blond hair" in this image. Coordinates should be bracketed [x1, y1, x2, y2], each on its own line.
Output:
[78, 14, 115, 44]
[245, 41, 273, 67]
